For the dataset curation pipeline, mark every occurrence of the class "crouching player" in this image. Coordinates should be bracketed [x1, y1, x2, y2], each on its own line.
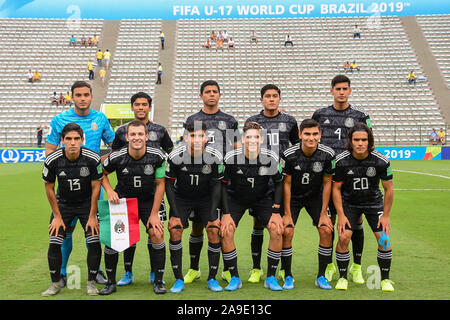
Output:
[332, 123, 394, 291]
[165, 121, 223, 293]
[282, 119, 335, 290]
[42, 123, 103, 296]
[100, 120, 167, 295]
[220, 122, 284, 291]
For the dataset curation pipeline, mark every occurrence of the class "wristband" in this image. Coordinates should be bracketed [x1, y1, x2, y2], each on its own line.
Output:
[272, 205, 281, 214]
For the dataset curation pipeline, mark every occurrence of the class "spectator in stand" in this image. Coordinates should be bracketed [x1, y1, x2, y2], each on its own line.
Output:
[353, 25, 361, 39]
[69, 35, 76, 47]
[27, 69, 33, 83]
[203, 38, 211, 49]
[156, 62, 163, 84]
[81, 35, 87, 47]
[204, 38, 211, 49]
[176, 132, 184, 145]
[438, 128, 446, 145]
[88, 37, 94, 47]
[58, 93, 66, 106]
[350, 61, 360, 72]
[216, 37, 224, 51]
[99, 68, 106, 86]
[343, 61, 351, 73]
[33, 70, 41, 83]
[36, 124, 44, 147]
[65, 91, 73, 106]
[228, 37, 235, 51]
[159, 30, 165, 50]
[218, 31, 224, 42]
[250, 30, 258, 44]
[408, 71, 417, 86]
[96, 49, 104, 67]
[88, 60, 95, 80]
[223, 30, 229, 43]
[92, 34, 99, 47]
[50, 92, 58, 106]
[430, 128, 439, 145]
[103, 49, 111, 69]
[211, 31, 217, 42]
[284, 34, 293, 46]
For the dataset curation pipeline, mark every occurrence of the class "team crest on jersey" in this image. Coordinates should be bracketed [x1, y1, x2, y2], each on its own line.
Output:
[114, 220, 125, 234]
[278, 123, 287, 132]
[345, 118, 355, 128]
[80, 167, 90, 177]
[43, 167, 49, 177]
[149, 131, 158, 141]
[144, 164, 154, 175]
[366, 167, 376, 177]
[312, 162, 323, 173]
[103, 157, 109, 167]
[218, 121, 227, 130]
[202, 165, 212, 174]
[91, 122, 98, 131]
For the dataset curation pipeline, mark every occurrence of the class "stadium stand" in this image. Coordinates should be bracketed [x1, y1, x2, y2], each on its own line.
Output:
[416, 15, 450, 87]
[171, 17, 446, 145]
[104, 19, 162, 104]
[0, 16, 447, 147]
[0, 18, 103, 146]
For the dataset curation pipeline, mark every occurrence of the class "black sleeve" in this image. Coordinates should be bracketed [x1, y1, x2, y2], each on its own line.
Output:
[111, 127, 126, 151]
[161, 128, 174, 154]
[273, 179, 283, 206]
[91, 158, 104, 181]
[165, 178, 179, 217]
[209, 180, 222, 221]
[289, 120, 300, 145]
[102, 153, 116, 173]
[221, 180, 230, 214]
[42, 161, 56, 183]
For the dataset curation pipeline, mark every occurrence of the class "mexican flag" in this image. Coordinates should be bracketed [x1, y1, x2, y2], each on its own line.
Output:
[98, 198, 140, 252]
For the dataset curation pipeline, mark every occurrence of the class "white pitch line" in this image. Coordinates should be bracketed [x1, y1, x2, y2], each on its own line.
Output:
[394, 189, 450, 191]
[393, 169, 450, 180]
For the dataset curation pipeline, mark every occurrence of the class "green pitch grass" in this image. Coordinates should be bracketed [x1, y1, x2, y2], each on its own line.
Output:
[0, 161, 449, 300]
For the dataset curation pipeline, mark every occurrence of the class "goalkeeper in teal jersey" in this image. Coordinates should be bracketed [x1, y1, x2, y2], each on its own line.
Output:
[45, 81, 115, 286]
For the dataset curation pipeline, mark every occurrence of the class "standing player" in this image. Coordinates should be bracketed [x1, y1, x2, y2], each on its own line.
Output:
[332, 123, 394, 292]
[282, 119, 335, 290]
[244, 84, 299, 283]
[111, 92, 173, 286]
[41, 123, 103, 296]
[165, 121, 223, 293]
[100, 120, 167, 295]
[312, 75, 372, 284]
[220, 122, 284, 291]
[182, 80, 240, 284]
[45, 80, 115, 286]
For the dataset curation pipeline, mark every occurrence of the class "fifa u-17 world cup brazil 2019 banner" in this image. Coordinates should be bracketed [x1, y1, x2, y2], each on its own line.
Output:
[0, 0, 449, 20]
[98, 198, 140, 253]
[375, 146, 448, 160]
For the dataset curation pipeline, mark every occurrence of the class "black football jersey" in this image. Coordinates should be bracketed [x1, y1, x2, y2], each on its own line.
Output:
[312, 105, 371, 155]
[223, 147, 283, 203]
[42, 147, 103, 204]
[183, 109, 240, 155]
[245, 111, 299, 156]
[111, 120, 173, 153]
[103, 146, 166, 202]
[282, 142, 335, 201]
[166, 144, 224, 200]
[333, 150, 393, 208]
